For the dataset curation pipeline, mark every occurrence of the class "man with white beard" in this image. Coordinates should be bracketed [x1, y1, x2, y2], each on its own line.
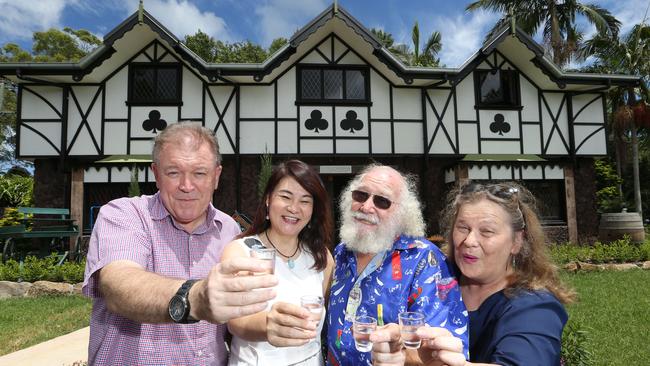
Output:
[325, 165, 469, 366]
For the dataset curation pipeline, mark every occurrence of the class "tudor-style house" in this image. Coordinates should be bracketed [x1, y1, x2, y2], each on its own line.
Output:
[0, 4, 639, 245]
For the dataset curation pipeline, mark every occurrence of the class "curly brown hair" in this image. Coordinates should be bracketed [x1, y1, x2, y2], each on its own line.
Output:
[440, 181, 574, 304]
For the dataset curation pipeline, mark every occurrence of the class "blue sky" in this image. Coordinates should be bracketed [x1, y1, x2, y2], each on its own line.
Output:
[0, 0, 649, 67]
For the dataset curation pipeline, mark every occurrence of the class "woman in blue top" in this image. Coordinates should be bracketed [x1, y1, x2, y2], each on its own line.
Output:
[371, 182, 574, 366]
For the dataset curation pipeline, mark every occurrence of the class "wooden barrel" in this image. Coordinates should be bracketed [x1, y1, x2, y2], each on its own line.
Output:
[598, 212, 645, 243]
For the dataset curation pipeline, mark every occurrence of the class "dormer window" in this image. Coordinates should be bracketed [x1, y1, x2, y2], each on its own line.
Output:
[297, 65, 370, 105]
[128, 63, 182, 106]
[474, 69, 520, 109]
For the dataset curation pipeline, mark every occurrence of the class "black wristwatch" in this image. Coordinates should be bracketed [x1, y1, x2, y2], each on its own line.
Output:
[168, 279, 199, 324]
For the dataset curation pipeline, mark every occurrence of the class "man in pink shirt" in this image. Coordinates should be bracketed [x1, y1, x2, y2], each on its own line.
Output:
[83, 122, 277, 365]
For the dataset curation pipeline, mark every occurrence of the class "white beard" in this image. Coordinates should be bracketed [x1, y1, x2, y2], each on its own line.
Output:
[339, 210, 402, 254]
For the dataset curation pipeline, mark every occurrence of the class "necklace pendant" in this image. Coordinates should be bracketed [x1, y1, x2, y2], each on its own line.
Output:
[288, 259, 295, 269]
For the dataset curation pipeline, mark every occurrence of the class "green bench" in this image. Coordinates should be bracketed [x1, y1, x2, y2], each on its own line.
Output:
[0, 207, 81, 263]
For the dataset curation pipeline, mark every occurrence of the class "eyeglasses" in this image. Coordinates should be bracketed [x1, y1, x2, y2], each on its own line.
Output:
[351, 190, 394, 210]
[460, 182, 526, 228]
[461, 182, 519, 200]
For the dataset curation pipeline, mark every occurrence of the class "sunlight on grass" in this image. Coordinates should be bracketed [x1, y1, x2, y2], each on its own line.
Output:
[561, 269, 650, 366]
[0, 295, 92, 356]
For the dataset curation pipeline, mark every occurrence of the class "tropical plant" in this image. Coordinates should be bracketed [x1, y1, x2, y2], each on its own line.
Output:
[594, 159, 625, 213]
[466, 0, 621, 68]
[257, 152, 272, 199]
[560, 319, 594, 366]
[128, 165, 141, 197]
[0, 175, 33, 207]
[579, 18, 650, 217]
[387, 22, 442, 67]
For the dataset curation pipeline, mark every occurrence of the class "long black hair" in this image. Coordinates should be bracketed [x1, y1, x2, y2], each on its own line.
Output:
[241, 160, 333, 271]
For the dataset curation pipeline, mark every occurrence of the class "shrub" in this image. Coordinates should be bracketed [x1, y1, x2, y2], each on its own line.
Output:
[21, 255, 59, 282]
[640, 241, 650, 261]
[549, 243, 591, 264]
[550, 237, 645, 264]
[0, 175, 33, 207]
[561, 319, 594, 366]
[0, 207, 26, 227]
[0, 259, 21, 281]
[0, 255, 85, 283]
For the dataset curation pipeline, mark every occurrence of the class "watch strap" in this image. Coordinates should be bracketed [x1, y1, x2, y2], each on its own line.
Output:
[173, 279, 198, 324]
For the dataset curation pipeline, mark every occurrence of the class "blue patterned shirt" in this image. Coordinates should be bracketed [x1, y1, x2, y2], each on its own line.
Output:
[326, 235, 469, 366]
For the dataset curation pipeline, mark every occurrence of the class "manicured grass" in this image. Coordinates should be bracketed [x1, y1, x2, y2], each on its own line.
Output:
[0, 295, 92, 356]
[561, 269, 650, 366]
[1, 271, 649, 365]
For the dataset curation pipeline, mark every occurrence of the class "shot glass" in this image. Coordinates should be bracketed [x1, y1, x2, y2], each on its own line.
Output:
[398, 311, 425, 349]
[352, 315, 377, 352]
[250, 247, 276, 275]
[300, 295, 324, 330]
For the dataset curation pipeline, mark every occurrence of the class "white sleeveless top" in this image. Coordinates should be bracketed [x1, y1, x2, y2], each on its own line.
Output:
[228, 235, 325, 366]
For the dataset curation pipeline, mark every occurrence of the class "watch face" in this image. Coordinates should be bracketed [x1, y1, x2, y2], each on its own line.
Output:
[169, 296, 186, 322]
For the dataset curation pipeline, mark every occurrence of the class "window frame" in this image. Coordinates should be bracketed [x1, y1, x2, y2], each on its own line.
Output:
[473, 69, 521, 110]
[296, 64, 371, 106]
[127, 63, 183, 106]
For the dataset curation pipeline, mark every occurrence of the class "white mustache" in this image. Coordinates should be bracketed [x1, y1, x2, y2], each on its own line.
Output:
[351, 211, 379, 225]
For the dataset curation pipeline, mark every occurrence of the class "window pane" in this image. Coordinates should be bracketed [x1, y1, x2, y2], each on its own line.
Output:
[521, 181, 565, 221]
[324, 69, 343, 99]
[346, 70, 365, 100]
[501, 71, 517, 105]
[132, 68, 155, 101]
[157, 68, 178, 100]
[480, 70, 504, 104]
[301, 69, 321, 99]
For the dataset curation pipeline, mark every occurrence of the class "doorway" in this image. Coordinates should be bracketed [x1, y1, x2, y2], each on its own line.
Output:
[322, 174, 353, 246]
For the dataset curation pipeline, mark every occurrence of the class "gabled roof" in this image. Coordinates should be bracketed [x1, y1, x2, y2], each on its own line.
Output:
[453, 22, 639, 90]
[0, 4, 641, 89]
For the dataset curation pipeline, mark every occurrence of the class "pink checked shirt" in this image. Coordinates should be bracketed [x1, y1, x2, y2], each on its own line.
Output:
[83, 192, 241, 365]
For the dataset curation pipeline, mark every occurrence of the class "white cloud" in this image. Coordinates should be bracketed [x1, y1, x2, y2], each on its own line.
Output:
[603, 0, 650, 35]
[129, 0, 232, 41]
[0, 0, 69, 42]
[435, 10, 500, 67]
[254, 0, 329, 46]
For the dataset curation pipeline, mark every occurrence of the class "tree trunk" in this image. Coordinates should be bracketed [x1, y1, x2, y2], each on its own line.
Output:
[631, 124, 643, 216]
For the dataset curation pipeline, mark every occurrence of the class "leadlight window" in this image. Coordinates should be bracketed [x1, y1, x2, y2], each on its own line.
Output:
[128, 64, 181, 105]
[474, 69, 520, 109]
[298, 66, 369, 104]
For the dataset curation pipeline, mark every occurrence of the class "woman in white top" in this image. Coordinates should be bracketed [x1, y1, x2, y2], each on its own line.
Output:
[222, 160, 335, 366]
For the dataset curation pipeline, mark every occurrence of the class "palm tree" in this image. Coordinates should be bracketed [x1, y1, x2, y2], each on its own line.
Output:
[371, 25, 442, 67]
[466, 0, 621, 68]
[580, 21, 650, 216]
[380, 22, 442, 67]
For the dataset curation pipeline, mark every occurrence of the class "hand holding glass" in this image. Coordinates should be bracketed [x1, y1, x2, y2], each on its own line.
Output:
[353, 315, 377, 352]
[399, 311, 425, 349]
[250, 247, 276, 275]
[300, 295, 324, 334]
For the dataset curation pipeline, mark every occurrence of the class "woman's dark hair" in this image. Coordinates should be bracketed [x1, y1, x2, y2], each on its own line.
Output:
[241, 160, 332, 271]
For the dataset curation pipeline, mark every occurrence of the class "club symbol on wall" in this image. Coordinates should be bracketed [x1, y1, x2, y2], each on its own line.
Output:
[489, 113, 510, 136]
[142, 110, 167, 133]
[305, 110, 329, 133]
[340, 110, 364, 134]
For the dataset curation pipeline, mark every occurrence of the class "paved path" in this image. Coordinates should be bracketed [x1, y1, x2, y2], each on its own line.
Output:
[0, 327, 88, 366]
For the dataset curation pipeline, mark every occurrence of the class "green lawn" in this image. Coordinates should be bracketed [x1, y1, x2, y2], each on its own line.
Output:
[0, 271, 648, 365]
[561, 269, 650, 366]
[0, 295, 91, 356]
